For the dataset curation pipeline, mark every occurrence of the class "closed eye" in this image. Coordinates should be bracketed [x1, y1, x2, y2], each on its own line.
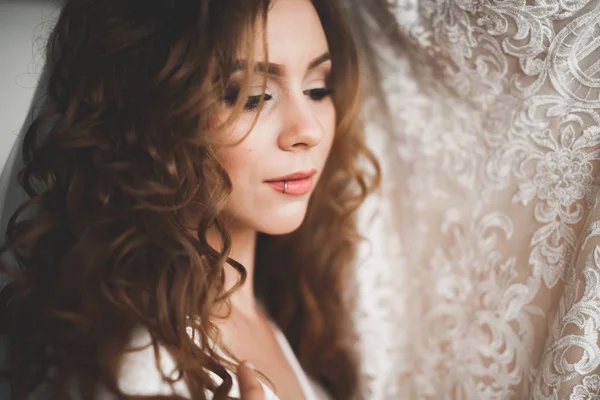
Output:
[304, 88, 334, 101]
[242, 94, 272, 111]
[224, 90, 273, 111]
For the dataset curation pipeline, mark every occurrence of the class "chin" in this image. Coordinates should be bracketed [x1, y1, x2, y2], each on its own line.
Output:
[259, 217, 305, 236]
[256, 207, 309, 236]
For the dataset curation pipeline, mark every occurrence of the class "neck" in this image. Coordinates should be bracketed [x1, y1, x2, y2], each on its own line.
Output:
[206, 225, 259, 318]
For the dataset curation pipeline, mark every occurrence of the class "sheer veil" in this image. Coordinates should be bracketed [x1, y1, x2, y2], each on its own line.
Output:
[346, 0, 600, 399]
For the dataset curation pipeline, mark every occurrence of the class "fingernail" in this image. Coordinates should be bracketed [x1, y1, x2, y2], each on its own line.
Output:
[242, 361, 256, 370]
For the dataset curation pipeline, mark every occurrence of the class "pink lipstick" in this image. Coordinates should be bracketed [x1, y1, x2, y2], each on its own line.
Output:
[264, 169, 317, 195]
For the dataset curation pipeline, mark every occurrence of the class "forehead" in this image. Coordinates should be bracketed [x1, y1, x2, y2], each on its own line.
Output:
[254, 0, 330, 69]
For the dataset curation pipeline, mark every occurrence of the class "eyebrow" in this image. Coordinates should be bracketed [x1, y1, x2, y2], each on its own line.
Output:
[233, 52, 331, 76]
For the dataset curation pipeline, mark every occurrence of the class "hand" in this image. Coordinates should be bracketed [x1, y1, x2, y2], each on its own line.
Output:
[237, 361, 265, 400]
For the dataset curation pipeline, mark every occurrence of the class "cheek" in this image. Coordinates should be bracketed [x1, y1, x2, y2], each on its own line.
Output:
[214, 116, 262, 183]
[219, 145, 255, 184]
[321, 104, 337, 152]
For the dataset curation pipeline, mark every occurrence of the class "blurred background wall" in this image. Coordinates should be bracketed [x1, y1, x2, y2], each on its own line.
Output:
[0, 0, 58, 171]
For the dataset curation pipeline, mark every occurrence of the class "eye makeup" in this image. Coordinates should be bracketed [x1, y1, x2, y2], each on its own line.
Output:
[222, 67, 334, 112]
[223, 85, 272, 111]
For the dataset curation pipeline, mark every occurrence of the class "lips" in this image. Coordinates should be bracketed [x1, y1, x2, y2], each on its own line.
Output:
[264, 169, 317, 195]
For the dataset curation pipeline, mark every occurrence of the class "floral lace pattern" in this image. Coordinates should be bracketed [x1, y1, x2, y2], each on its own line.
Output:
[352, 0, 600, 398]
[569, 375, 600, 400]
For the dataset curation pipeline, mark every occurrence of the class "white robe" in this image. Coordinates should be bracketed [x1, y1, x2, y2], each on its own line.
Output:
[112, 324, 331, 400]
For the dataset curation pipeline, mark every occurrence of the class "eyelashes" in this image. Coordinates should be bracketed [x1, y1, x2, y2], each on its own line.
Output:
[223, 87, 334, 111]
[223, 91, 273, 111]
[305, 87, 334, 101]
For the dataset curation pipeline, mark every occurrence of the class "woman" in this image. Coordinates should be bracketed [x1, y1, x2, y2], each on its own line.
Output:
[0, 0, 379, 399]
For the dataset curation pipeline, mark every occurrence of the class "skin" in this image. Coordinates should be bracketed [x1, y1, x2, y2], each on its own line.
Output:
[207, 0, 336, 398]
[238, 362, 266, 400]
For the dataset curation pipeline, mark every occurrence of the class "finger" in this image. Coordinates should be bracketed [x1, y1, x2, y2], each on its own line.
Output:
[237, 361, 264, 400]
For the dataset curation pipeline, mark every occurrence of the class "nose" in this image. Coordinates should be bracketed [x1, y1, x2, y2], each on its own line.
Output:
[277, 95, 325, 151]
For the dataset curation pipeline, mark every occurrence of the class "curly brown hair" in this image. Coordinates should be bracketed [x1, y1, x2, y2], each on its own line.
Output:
[0, 0, 380, 399]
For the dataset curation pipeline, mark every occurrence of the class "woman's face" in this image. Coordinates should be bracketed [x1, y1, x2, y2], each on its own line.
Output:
[216, 0, 335, 235]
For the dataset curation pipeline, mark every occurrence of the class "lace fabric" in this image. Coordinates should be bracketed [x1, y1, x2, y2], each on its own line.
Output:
[352, 0, 600, 398]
